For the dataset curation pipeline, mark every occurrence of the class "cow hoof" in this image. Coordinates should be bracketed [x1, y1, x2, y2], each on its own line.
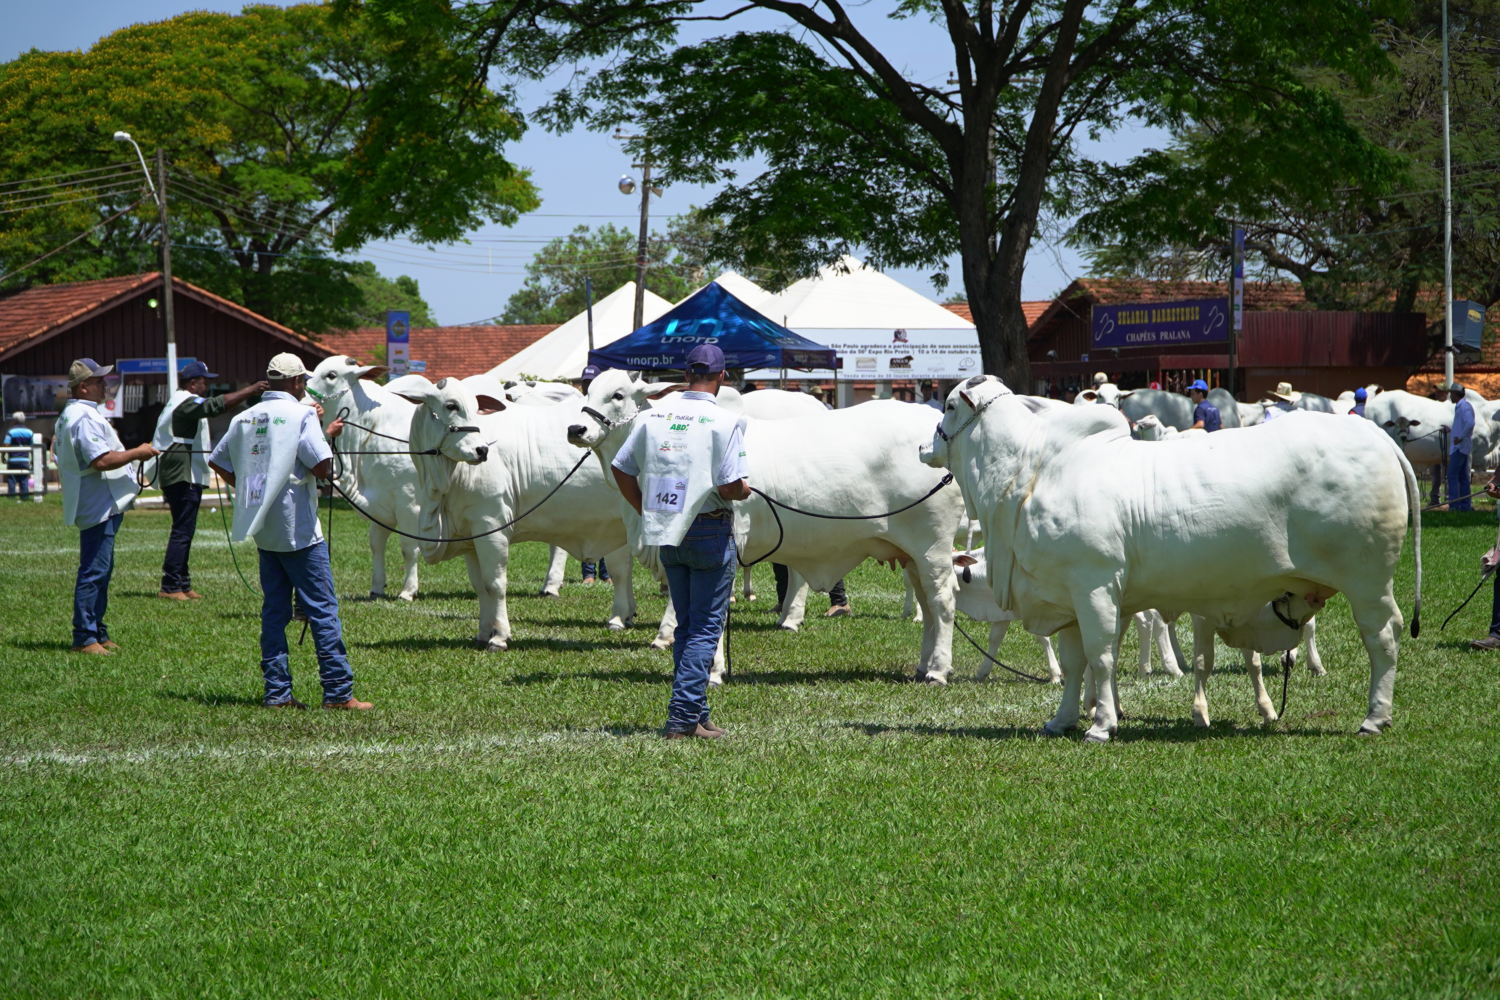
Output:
[1191, 712, 1211, 728]
[778, 624, 800, 633]
[1083, 727, 1111, 744]
[729, 595, 736, 604]
[474, 638, 508, 652]
[1357, 720, 1389, 736]
[745, 594, 757, 601]
[707, 675, 724, 687]
[649, 637, 671, 650]
[397, 591, 417, 602]
[923, 672, 949, 686]
[538, 590, 560, 599]
[1040, 722, 1068, 737]
[1308, 664, 1327, 677]
[369, 590, 385, 600]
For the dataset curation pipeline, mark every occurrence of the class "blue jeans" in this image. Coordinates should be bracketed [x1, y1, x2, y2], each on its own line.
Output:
[581, 557, 610, 581]
[6, 467, 28, 498]
[1448, 451, 1473, 511]
[160, 481, 203, 593]
[73, 513, 121, 647]
[258, 541, 354, 705]
[659, 514, 736, 732]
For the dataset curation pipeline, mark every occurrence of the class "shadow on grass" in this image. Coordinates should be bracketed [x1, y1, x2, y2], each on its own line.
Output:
[846, 716, 1334, 742]
[502, 665, 908, 686]
[158, 689, 263, 708]
[356, 634, 628, 653]
[9, 639, 75, 653]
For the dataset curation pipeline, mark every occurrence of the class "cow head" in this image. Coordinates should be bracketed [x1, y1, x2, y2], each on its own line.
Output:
[567, 368, 678, 452]
[921, 374, 1013, 469]
[1074, 383, 1122, 408]
[1134, 413, 1168, 441]
[307, 356, 385, 414]
[404, 376, 492, 467]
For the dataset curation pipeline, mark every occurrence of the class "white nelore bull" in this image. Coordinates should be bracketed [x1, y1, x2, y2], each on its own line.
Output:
[569, 369, 965, 682]
[308, 356, 423, 600]
[734, 389, 834, 605]
[923, 375, 1421, 741]
[400, 375, 638, 650]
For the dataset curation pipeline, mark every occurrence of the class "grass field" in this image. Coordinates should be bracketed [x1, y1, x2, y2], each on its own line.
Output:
[2, 492, 1498, 998]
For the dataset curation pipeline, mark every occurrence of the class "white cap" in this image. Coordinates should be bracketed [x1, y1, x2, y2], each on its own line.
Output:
[10, 411, 23, 422]
[266, 352, 309, 379]
[1092, 371, 1108, 386]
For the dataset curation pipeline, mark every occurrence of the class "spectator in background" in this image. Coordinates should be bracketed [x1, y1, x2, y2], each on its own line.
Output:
[1448, 382, 1475, 512]
[1188, 379, 1221, 432]
[1260, 381, 1300, 423]
[5, 411, 33, 501]
[1349, 387, 1368, 417]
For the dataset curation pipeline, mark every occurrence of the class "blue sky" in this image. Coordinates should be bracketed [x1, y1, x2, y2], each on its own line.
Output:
[5, 1, 1148, 324]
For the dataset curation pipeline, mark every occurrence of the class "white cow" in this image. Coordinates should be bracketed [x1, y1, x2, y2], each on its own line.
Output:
[953, 550, 1062, 682]
[735, 389, 834, 605]
[923, 375, 1421, 741]
[502, 379, 584, 406]
[307, 356, 423, 600]
[570, 369, 965, 682]
[400, 375, 639, 650]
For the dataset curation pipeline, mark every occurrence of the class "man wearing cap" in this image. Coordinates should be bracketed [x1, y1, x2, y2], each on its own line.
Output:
[611, 343, 749, 739]
[1188, 379, 1221, 432]
[4, 411, 33, 501]
[1350, 387, 1368, 417]
[54, 359, 159, 654]
[152, 361, 268, 600]
[209, 353, 371, 710]
[1448, 382, 1476, 512]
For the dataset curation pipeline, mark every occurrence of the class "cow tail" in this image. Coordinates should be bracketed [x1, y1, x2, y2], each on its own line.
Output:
[1396, 439, 1422, 637]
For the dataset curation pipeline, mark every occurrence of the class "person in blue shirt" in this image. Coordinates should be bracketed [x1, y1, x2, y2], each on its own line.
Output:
[1349, 387, 1368, 417]
[5, 411, 34, 501]
[1188, 379, 1221, 432]
[1448, 382, 1475, 512]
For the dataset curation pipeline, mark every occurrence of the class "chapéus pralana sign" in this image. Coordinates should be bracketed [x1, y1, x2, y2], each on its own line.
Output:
[1091, 298, 1230, 349]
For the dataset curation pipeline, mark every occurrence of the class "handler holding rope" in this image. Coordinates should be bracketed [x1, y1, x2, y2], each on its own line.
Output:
[209, 353, 371, 711]
[611, 344, 749, 740]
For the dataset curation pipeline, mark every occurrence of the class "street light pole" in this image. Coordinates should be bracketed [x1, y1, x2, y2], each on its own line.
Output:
[631, 156, 653, 330]
[113, 131, 178, 392]
[1441, 0, 1455, 389]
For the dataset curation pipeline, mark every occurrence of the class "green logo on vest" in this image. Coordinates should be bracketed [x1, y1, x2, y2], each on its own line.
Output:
[668, 422, 688, 431]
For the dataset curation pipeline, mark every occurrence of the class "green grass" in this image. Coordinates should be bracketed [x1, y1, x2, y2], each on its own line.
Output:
[1, 494, 1497, 998]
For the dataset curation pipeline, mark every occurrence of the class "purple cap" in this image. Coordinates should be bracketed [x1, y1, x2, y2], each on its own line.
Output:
[580, 364, 601, 380]
[685, 344, 725, 374]
[179, 360, 218, 380]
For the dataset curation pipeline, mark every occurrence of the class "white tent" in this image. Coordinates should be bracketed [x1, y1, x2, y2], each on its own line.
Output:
[487, 282, 673, 381]
[747, 255, 980, 385]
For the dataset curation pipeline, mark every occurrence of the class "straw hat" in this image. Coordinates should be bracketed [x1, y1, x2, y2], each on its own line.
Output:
[1263, 380, 1301, 404]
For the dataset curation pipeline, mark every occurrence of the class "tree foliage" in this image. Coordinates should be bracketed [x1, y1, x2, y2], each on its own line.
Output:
[349, 0, 1404, 385]
[0, 4, 533, 332]
[1076, 1, 1500, 316]
[499, 212, 749, 324]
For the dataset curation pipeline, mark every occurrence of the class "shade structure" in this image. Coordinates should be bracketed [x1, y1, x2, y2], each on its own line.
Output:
[487, 282, 673, 381]
[588, 282, 837, 372]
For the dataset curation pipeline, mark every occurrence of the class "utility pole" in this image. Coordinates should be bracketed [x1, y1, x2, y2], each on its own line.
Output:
[156, 149, 178, 393]
[631, 155, 654, 330]
[1441, 0, 1455, 389]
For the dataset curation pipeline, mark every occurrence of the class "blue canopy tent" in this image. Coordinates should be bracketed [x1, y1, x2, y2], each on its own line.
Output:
[588, 282, 837, 372]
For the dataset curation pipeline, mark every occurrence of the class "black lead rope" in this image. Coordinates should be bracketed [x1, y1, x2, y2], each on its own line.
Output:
[953, 619, 1049, 683]
[1442, 566, 1496, 631]
[1423, 488, 1487, 512]
[1279, 650, 1294, 719]
[737, 473, 955, 568]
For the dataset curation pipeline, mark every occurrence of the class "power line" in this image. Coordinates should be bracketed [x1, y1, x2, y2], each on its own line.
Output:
[0, 161, 138, 192]
[0, 198, 146, 285]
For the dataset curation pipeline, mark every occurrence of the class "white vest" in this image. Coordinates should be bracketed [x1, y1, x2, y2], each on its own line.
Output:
[54, 400, 138, 528]
[152, 389, 212, 485]
[223, 398, 310, 544]
[632, 393, 743, 547]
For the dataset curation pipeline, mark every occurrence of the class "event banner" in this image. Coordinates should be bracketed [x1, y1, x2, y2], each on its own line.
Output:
[1091, 298, 1230, 349]
[745, 328, 981, 381]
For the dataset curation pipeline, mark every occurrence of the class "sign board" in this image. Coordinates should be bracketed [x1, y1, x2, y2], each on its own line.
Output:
[114, 357, 199, 375]
[1091, 298, 1230, 349]
[408, 360, 427, 373]
[748, 328, 980, 382]
[1453, 300, 1486, 354]
[386, 310, 411, 377]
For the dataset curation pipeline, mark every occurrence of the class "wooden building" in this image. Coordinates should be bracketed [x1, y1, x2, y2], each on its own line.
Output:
[1027, 278, 1429, 399]
[0, 272, 331, 444]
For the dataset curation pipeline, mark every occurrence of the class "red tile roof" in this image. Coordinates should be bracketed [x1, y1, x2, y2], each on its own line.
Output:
[0, 272, 329, 362]
[940, 300, 1050, 329]
[316, 324, 558, 382]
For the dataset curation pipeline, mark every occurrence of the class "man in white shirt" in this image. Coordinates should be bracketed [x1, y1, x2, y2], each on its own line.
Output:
[611, 344, 750, 739]
[209, 352, 371, 710]
[54, 358, 158, 654]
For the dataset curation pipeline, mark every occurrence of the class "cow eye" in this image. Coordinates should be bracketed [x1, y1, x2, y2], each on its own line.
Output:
[1383, 420, 1394, 427]
[445, 402, 459, 413]
[1409, 420, 1420, 426]
[612, 392, 624, 401]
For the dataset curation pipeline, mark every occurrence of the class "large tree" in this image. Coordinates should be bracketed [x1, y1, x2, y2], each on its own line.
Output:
[0, 3, 535, 332]
[1075, 0, 1500, 316]
[347, 0, 1400, 386]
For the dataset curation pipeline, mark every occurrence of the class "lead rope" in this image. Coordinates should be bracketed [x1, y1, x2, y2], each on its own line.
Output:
[1442, 566, 1496, 631]
[1279, 650, 1293, 719]
[953, 620, 1049, 683]
[736, 474, 955, 568]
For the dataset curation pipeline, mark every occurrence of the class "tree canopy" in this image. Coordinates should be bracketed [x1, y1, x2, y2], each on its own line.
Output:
[348, 0, 1403, 386]
[0, 3, 534, 332]
[1076, 0, 1500, 316]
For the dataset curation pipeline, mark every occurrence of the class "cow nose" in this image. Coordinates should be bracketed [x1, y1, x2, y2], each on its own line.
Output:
[475, 445, 489, 462]
[567, 424, 586, 439]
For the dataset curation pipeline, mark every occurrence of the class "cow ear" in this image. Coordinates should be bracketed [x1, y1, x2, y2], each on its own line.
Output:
[356, 365, 387, 380]
[1118, 389, 1134, 399]
[642, 381, 679, 399]
[954, 554, 979, 568]
[626, 370, 643, 383]
[387, 373, 439, 405]
[474, 394, 507, 414]
[959, 390, 975, 410]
